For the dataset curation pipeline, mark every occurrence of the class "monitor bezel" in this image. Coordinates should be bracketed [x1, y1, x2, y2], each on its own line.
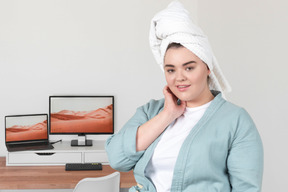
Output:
[49, 95, 114, 135]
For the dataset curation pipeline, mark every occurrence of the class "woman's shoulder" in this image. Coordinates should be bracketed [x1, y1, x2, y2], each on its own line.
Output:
[212, 92, 245, 115]
[140, 98, 165, 111]
[218, 99, 255, 126]
[210, 92, 253, 122]
[128, 98, 165, 121]
[211, 97, 258, 137]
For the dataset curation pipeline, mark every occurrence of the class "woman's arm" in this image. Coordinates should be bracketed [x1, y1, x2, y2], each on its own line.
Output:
[227, 109, 264, 192]
[105, 104, 150, 172]
[105, 86, 186, 171]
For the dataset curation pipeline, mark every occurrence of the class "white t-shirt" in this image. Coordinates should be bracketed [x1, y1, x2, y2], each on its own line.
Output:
[145, 101, 212, 192]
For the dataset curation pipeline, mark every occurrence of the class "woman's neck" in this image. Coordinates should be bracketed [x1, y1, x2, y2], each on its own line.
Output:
[186, 89, 214, 108]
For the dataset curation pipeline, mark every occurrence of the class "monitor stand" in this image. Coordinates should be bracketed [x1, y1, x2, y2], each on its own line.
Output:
[71, 134, 92, 147]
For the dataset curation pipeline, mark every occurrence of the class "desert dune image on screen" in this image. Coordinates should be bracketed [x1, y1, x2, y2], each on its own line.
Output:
[50, 97, 113, 133]
[6, 115, 48, 142]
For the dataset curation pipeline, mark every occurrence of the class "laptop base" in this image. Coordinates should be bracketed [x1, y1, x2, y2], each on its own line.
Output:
[7, 143, 54, 152]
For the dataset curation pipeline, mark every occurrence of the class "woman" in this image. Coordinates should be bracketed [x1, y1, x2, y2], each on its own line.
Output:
[106, 1, 263, 192]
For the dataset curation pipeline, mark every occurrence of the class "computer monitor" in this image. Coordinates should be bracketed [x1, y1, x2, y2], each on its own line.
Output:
[49, 96, 114, 146]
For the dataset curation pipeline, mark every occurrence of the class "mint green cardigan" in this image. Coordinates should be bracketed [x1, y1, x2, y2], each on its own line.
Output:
[106, 92, 263, 192]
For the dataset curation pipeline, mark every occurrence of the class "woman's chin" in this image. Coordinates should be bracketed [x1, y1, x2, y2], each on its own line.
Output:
[174, 93, 192, 101]
[176, 97, 190, 102]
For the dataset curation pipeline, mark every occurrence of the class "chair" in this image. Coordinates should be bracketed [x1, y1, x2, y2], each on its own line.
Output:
[73, 172, 120, 192]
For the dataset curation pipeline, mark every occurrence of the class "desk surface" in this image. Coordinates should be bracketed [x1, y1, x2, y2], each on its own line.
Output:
[0, 157, 136, 189]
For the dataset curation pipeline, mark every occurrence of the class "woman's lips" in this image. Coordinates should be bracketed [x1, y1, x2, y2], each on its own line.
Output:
[176, 85, 191, 91]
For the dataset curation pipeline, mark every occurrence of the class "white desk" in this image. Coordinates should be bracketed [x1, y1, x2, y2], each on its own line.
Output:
[6, 140, 108, 166]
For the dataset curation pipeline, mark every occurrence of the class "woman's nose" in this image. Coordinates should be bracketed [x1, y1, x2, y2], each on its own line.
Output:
[176, 71, 186, 82]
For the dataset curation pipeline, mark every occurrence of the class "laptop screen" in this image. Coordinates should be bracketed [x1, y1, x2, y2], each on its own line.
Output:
[5, 114, 49, 143]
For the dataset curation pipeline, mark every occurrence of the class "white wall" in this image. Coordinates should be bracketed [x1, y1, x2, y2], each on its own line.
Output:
[198, 0, 288, 191]
[0, 0, 197, 153]
[1, 0, 286, 191]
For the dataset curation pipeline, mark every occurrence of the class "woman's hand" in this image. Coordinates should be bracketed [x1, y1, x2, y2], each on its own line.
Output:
[162, 85, 186, 122]
[136, 86, 186, 151]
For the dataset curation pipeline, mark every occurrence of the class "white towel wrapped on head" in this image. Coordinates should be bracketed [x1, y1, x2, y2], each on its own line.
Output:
[149, 1, 232, 94]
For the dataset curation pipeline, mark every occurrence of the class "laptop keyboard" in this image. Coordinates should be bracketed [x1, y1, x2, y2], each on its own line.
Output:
[8, 143, 54, 151]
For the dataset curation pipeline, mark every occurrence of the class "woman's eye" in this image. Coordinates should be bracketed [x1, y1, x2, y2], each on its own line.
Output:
[167, 69, 175, 73]
[186, 67, 194, 71]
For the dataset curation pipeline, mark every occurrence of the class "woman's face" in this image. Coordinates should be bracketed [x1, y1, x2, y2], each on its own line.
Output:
[164, 46, 212, 107]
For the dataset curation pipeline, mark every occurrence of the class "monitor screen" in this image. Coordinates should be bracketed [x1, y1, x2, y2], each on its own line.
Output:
[49, 96, 114, 135]
[5, 114, 48, 143]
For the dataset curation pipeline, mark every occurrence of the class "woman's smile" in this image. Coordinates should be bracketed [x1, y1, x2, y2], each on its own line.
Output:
[176, 84, 191, 92]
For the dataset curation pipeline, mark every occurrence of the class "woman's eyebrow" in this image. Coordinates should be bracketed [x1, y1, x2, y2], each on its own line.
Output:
[164, 64, 175, 68]
[164, 61, 196, 68]
[182, 61, 196, 66]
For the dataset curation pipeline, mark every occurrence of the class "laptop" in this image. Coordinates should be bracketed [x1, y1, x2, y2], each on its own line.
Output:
[5, 114, 54, 152]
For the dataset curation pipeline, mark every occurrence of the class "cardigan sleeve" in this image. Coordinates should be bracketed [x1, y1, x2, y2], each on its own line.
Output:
[105, 99, 164, 172]
[227, 108, 264, 192]
[105, 106, 148, 172]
